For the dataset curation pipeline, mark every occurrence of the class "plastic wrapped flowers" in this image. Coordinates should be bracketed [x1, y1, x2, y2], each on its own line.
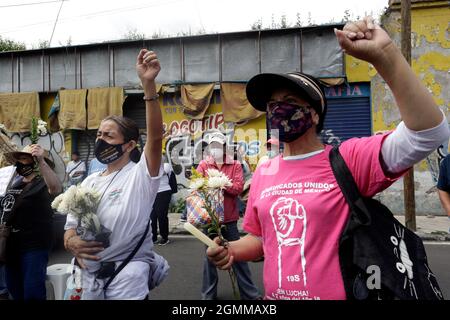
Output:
[52, 185, 111, 247]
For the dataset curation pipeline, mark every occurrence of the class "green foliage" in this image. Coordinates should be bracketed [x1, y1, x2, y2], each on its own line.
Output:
[29, 40, 50, 50]
[250, 12, 313, 30]
[30, 117, 39, 145]
[280, 15, 289, 29]
[190, 167, 204, 180]
[58, 37, 72, 47]
[295, 13, 302, 27]
[122, 28, 146, 40]
[151, 31, 166, 39]
[342, 9, 351, 22]
[169, 197, 186, 214]
[307, 12, 314, 26]
[251, 18, 263, 30]
[0, 36, 26, 52]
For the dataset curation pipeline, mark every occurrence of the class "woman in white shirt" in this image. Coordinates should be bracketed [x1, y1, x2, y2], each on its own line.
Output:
[63, 50, 167, 300]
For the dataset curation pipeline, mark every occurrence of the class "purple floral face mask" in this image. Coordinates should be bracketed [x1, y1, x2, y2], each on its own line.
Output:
[267, 101, 313, 143]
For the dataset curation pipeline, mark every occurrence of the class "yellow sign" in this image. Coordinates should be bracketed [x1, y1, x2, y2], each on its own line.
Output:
[160, 90, 267, 161]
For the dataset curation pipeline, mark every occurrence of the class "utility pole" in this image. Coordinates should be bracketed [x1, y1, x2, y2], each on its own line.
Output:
[401, 0, 416, 231]
[49, 0, 65, 47]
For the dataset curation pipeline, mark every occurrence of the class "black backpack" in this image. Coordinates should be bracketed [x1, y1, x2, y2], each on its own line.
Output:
[330, 147, 444, 300]
[168, 171, 178, 194]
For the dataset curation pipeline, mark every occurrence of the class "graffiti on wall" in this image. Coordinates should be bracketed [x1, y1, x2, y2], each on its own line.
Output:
[160, 91, 268, 189]
[8, 131, 66, 182]
[320, 129, 342, 147]
[426, 144, 446, 187]
[165, 130, 237, 188]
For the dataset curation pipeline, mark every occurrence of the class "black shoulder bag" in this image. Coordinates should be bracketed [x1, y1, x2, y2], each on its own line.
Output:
[330, 147, 444, 300]
[168, 171, 178, 194]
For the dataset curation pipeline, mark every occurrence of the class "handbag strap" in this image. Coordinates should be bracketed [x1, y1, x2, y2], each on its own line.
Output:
[68, 161, 83, 176]
[103, 219, 150, 291]
[329, 147, 371, 228]
[329, 147, 361, 204]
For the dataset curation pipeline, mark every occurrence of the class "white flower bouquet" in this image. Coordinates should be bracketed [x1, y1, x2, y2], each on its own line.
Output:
[52, 185, 111, 247]
[37, 119, 48, 136]
[185, 168, 240, 299]
[30, 117, 48, 144]
[186, 168, 230, 227]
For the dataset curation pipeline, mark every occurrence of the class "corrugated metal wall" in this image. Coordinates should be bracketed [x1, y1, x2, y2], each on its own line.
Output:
[0, 26, 344, 93]
[321, 82, 372, 144]
[322, 97, 371, 143]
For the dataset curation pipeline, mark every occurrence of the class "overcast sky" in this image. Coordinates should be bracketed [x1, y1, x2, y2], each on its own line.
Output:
[0, 0, 389, 48]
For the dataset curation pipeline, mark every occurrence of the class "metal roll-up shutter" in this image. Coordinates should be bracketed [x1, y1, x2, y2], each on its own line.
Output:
[123, 94, 146, 129]
[321, 82, 371, 145]
[74, 94, 147, 168]
[75, 130, 97, 164]
[322, 97, 371, 143]
[123, 93, 149, 149]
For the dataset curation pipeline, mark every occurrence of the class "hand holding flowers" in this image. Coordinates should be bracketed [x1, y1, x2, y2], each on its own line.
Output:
[184, 167, 240, 299]
[52, 185, 112, 248]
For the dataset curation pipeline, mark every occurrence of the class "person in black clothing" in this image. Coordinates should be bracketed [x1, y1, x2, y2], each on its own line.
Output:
[1, 144, 62, 300]
[437, 153, 450, 231]
[151, 155, 175, 246]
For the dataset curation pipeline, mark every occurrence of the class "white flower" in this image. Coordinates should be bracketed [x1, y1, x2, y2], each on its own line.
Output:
[207, 176, 232, 189]
[37, 120, 47, 135]
[51, 194, 64, 211]
[204, 169, 232, 189]
[206, 169, 222, 178]
[37, 125, 47, 135]
[51, 185, 100, 219]
[77, 187, 100, 213]
[190, 178, 205, 190]
[52, 193, 70, 214]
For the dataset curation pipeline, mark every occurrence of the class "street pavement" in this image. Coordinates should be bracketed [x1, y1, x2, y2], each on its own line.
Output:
[48, 236, 450, 300]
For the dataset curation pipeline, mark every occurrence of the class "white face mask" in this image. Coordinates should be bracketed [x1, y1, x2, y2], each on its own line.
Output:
[209, 148, 224, 162]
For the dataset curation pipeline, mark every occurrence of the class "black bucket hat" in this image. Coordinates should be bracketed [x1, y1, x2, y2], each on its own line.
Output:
[246, 72, 328, 132]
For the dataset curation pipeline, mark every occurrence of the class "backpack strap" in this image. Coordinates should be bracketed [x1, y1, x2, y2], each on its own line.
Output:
[329, 147, 371, 231]
[103, 219, 150, 291]
[330, 147, 374, 300]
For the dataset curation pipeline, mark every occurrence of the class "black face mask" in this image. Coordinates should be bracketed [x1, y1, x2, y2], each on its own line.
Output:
[94, 139, 126, 164]
[16, 162, 35, 177]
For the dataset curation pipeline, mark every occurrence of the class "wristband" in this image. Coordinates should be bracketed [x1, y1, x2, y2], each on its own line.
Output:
[143, 94, 159, 101]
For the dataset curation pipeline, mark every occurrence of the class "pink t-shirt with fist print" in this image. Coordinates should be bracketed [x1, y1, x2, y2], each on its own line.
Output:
[243, 133, 403, 300]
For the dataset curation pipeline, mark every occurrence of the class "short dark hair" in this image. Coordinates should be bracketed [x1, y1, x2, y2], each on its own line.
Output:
[102, 115, 139, 142]
[102, 115, 141, 162]
[72, 151, 80, 156]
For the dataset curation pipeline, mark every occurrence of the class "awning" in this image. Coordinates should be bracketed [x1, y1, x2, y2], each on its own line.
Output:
[181, 83, 215, 120]
[0, 92, 40, 132]
[58, 89, 88, 130]
[220, 83, 264, 122]
[87, 87, 125, 129]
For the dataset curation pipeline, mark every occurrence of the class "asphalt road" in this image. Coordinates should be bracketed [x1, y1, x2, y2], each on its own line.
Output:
[48, 236, 450, 300]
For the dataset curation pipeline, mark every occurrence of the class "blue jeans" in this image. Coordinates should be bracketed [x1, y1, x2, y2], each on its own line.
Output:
[6, 249, 49, 300]
[201, 221, 261, 300]
[0, 265, 7, 295]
